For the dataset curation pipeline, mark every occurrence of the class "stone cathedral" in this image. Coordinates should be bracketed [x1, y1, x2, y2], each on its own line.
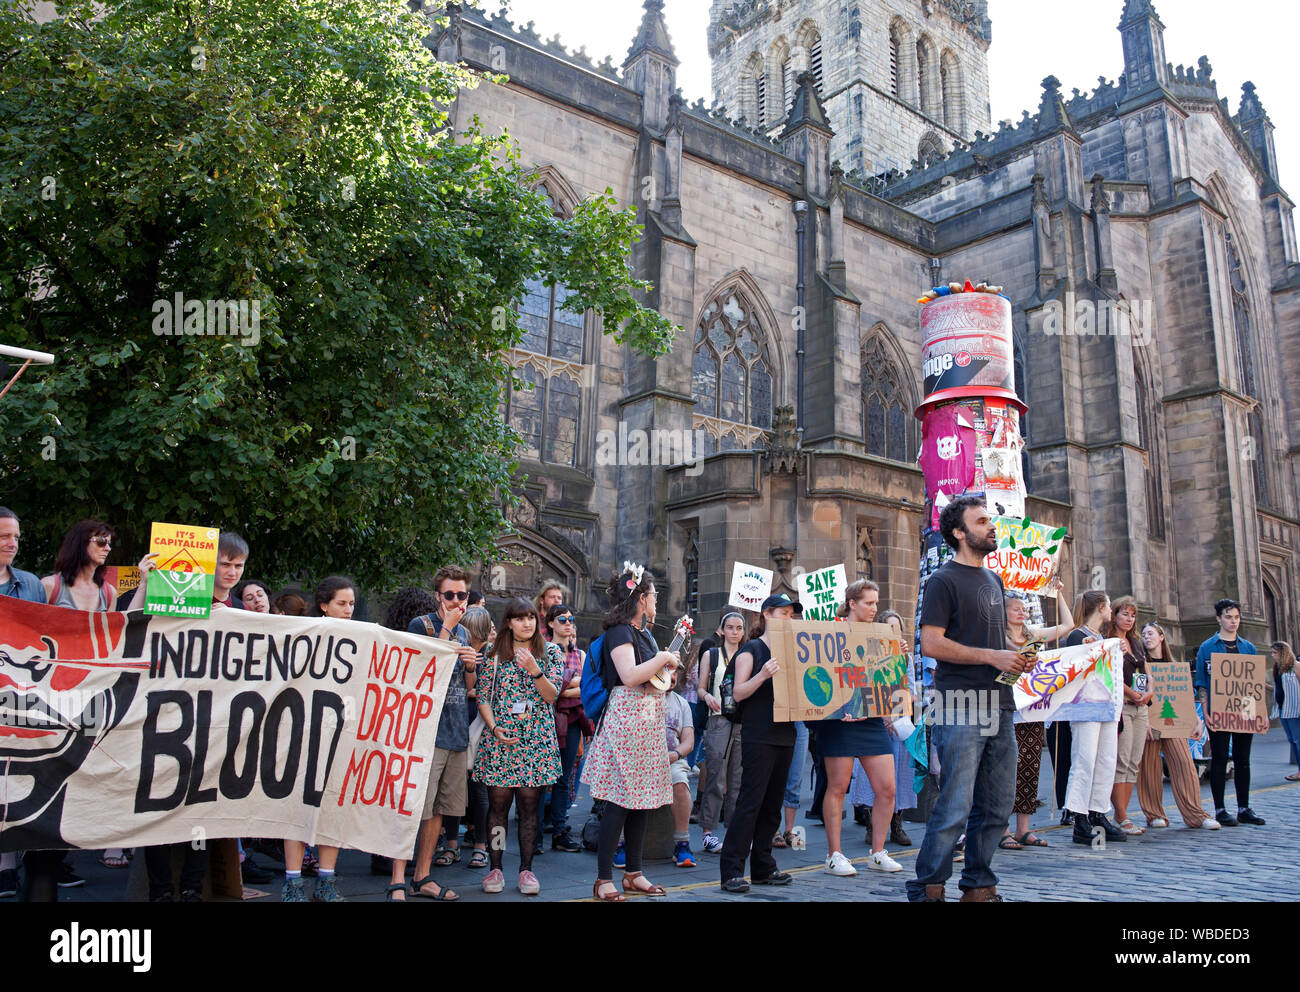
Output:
[431, 0, 1300, 658]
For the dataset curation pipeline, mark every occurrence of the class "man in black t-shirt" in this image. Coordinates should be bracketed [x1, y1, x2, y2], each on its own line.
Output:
[905, 496, 1030, 903]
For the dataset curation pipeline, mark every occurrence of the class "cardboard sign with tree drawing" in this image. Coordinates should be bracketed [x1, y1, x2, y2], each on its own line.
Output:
[1206, 652, 1269, 734]
[1146, 662, 1198, 739]
[767, 618, 910, 722]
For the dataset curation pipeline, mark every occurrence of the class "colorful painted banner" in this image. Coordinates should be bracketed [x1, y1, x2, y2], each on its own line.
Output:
[145, 522, 220, 618]
[1146, 661, 1199, 739]
[1206, 652, 1269, 733]
[0, 597, 457, 857]
[796, 564, 847, 621]
[768, 618, 910, 722]
[727, 561, 773, 612]
[1012, 638, 1124, 723]
[984, 516, 1066, 595]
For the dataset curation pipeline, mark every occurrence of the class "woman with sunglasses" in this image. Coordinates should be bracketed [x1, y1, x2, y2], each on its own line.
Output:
[472, 598, 563, 896]
[545, 603, 588, 852]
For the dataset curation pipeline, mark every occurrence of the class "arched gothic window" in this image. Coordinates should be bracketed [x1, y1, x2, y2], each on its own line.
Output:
[861, 334, 912, 462]
[1227, 232, 1271, 509]
[940, 50, 963, 132]
[692, 290, 775, 454]
[1133, 360, 1165, 539]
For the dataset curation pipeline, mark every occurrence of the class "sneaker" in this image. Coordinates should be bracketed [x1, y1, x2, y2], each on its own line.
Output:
[0, 868, 17, 898]
[1146, 817, 1170, 829]
[311, 876, 346, 902]
[1237, 807, 1266, 825]
[482, 868, 505, 894]
[179, 889, 203, 903]
[721, 876, 750, 893]
[1194, 817, 1222, 830]
[674, 842, 696, 868]
[280, 876, 307, 903]
[612, 841, 626, 870]
[1215, 809, 1238, 827]
[825, 851, 857, 876]
[867, 850, 903, 873]
[552, 830, 582, 853]
[701, 832, 723, 854]
[752, 870, 793, 886]
[57, 864, 84, 888]
[518, 870, 540, 895]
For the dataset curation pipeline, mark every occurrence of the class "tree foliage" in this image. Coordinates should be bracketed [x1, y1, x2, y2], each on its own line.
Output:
[0, 0, 675, 587]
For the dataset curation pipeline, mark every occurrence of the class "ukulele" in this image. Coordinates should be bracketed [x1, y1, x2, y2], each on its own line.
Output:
[647, 615, 695, 693]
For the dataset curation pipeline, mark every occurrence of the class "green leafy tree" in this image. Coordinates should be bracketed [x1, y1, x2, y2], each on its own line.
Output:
[0, 0, 676, 586]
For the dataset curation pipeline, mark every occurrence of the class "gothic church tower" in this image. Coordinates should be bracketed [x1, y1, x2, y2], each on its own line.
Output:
[709, 0, 993, 176]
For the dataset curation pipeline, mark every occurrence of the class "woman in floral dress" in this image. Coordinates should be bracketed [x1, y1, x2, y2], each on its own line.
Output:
[472, 598, 562, 896]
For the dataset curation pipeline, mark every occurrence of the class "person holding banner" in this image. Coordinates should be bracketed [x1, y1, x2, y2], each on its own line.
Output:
[1000, 583, 1075, 850]
[1195, 599, 1265, 826]
[696, 611, 746, 855]
[583, 565, 678, 901]
[473, 598, 563, 896]
[1103, 597, 1155, 835]
[719, 594, 801, 894]
[820, 580, 901, 875]
[1136, 623, 1217, 829]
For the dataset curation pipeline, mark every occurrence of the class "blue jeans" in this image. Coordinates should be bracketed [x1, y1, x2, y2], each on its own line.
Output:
[906, 715, 1016, 900]
[783, 721, 808, 809]
[1281, 717, 1300, 767]
[550, 727, 583, 832]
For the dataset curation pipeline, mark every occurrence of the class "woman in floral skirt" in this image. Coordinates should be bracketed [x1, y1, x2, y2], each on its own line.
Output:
[472, 598, 562, 896]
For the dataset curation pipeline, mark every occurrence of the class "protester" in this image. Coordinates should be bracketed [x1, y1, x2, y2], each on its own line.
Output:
[1136, 623, 1218, 829]
[821, 580, 900, 875]
[1273, 641, 1300, 780]
[535, 580, 568, 635]
[234, 579, 273, 613]
[1103, 597, 1154, 835]
[389, 568, 481, 901]
[451, 606, 495, 867]
[664, 668, 697, 867]
[0, 508, 46, 604]
[1195, 599, 1265, 826]
[1000, 583, 1075, 849]
[907, 497, 1028, 902]
[472, 598, 563, 896]
[311, 575, 355, 619]
[545, 603, 587, 852]
[273, 590, 309, 616]
[695, 611, 746, 854]
[128, 531, 249, 612]
[582, 564, 678, 901]
[719, 594, 802, 894]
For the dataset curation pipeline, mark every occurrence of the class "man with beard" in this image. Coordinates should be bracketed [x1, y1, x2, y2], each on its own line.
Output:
[906, 496, 1031, 903]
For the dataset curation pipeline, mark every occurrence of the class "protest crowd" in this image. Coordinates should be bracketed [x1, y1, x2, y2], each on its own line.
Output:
[1, 498, 1297, 903]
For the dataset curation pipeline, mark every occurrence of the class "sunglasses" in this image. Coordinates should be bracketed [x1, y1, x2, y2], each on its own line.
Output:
[440, 590, 469, 602]
[91, 536, 112, 547]
[554, 616, 575, 624]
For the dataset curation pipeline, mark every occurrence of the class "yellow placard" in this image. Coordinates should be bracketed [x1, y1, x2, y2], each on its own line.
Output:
[149, 522, 219, 575]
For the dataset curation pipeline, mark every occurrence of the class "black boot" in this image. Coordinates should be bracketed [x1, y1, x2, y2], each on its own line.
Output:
[890, 812, 912, 846]
[1071, 812, 1093, 846]
[1089, 811, 1127, 842]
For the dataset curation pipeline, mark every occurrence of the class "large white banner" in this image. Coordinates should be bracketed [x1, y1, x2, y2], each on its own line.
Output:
[0, 597, 457, 859]
[1012, 638, 1125, 723]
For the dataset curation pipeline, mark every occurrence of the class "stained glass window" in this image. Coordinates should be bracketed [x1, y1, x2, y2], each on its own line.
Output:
[692, 287, 777, 448]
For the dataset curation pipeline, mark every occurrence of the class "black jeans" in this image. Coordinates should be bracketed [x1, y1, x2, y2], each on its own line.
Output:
[1045, 720, 1073, 808]
[1208, 731, 1253, 809]
[144, 843, 209, 900]
[719, 740, 793, 883]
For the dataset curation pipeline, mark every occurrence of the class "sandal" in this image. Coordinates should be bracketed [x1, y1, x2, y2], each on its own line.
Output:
[1015, 832, 1049, 847]
[1117, 819, 1145, 836]
[100, 849, 130, 868]
[593, 879, 626, 902]
[385, 883, 408, 902]
[998, 834, 1023, 850]
[621, 871, 666, 896]
[468, 849, 489, 870]
[410, 875, 459, 901]
[434, 846, 461, 867]
[782, 830, 796, 848]
[771, 831, 788, 849]
[1286, 773, 1300, 782]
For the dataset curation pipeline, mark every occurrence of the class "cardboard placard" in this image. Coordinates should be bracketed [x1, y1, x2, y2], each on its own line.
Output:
[984, 516, 1065, 595]
[145, 522, 220, 618]
[768, 618, 910, 722]
[1206, 652, 1269, 734]
[104, 565, 141, 597]
[728, 561, 773, 612]
[1146, 661, 1199, 739]
[796, 564, 847, 621]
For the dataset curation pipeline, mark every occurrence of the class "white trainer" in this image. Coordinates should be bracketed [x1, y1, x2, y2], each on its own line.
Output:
[825, 851, 857, 876]
[867, 850, 903, 873]
[1194, 817, 1221, 830]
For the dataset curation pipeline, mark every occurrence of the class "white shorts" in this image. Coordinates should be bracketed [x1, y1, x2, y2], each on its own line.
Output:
[669, 758, 691, 787]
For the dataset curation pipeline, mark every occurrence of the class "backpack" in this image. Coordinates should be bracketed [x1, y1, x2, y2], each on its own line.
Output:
[579, 631, 609, 726]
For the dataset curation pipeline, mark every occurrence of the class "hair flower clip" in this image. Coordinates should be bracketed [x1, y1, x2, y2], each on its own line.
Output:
[622, 560, 646, 586]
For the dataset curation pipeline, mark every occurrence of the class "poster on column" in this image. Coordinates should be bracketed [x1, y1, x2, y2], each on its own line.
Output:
[796, 564, 847, 621]
[727, 561, 773, 611]
[1206, 652, 1269, 733]
[767, 618, 910, 722]
[1012, 638, 1124, 723]
[0, 596, 457, 858]
[1146, 661, 1199, 739]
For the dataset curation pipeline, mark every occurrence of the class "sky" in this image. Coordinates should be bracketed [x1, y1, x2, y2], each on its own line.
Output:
[493, 0, 1299, 195]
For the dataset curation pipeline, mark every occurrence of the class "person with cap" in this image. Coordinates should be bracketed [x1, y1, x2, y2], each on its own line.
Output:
[719, 593, 802, 894]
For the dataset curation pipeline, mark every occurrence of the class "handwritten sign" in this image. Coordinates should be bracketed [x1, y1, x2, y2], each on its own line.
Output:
[984, 516, 1064, 595]
[767, 618, 910, 722]
[145, 523, 219, 618]
[1147, 662, 1198, 738]
[1206, 652, 1268, 734]
[796, 564, 847, 622]
[728, 561, 773, 612]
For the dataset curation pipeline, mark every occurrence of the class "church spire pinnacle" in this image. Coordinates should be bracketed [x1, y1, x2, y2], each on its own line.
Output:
[625, 0, 679, 68]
